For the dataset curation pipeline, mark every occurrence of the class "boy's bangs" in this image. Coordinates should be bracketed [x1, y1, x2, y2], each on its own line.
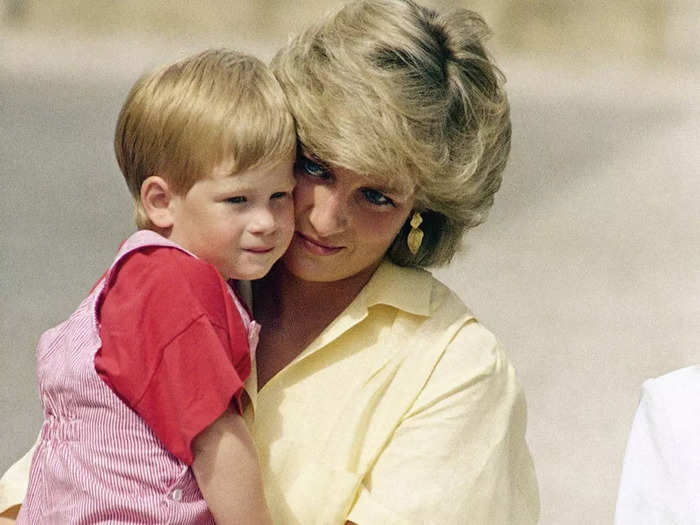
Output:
[222, 98, 296, 175]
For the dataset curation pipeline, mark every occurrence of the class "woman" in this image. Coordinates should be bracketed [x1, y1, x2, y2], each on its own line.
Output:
[1, 0, 539, 523]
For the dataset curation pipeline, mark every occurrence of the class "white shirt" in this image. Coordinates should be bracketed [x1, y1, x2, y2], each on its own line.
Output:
[615, 365, 700, 525]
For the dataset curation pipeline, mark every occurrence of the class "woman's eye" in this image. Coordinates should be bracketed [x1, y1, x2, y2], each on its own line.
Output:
[298, 157, 329, 179]
[226, 196, 247, 204]
[270, 191, 289, 200]
[362, 188, 394, 206]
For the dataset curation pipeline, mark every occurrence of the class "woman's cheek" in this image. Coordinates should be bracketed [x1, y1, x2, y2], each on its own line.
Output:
[359, 211, 407, 247]
[276, 199, 295, 238]
[291, 174, 314, 210]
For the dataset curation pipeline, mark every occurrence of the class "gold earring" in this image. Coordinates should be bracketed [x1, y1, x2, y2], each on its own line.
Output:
[407, 211, 424, 255]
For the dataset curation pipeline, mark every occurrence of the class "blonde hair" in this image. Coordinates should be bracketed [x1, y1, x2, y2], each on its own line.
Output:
[115, 49, 296, 229]
[271, 0, 510, 267]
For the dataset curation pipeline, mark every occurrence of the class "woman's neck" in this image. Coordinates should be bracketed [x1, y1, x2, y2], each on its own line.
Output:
[256, 261, 378, 328]
[251, 261, 381, 388]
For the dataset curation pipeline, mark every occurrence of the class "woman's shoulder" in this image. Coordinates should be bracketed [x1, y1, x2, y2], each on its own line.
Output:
[387, 263, 497, 337]
[373, 260, 506, 374]
[369, 260, 473, 320]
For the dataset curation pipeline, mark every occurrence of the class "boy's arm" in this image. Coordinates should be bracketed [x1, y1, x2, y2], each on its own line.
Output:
[191, 410, 271, 525]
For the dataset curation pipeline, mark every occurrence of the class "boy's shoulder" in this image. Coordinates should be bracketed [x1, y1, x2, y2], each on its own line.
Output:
[110, 245, 231, 322]
[119, 245, 222, 286]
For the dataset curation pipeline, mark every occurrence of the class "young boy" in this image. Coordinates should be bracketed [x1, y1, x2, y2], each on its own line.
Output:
[17, 49, 296, 524]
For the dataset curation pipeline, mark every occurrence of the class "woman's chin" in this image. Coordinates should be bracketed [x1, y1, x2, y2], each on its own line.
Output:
[280, 250, 340, 283]
[281, 247, 384, 285]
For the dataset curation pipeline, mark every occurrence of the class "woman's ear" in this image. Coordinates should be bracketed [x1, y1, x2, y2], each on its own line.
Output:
[140, 176, 176, 229]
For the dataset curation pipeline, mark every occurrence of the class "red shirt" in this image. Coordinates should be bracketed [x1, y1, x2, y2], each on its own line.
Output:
[94, 246, 251, 465]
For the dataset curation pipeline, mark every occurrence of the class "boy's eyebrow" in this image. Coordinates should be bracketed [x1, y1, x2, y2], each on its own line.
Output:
[217, 181, 293, 193]
[215, 174, 295, 193]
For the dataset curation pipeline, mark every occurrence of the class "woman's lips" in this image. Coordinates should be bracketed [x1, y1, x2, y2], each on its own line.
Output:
[296, 232, 344, 256]
[244, 247, 275, 254]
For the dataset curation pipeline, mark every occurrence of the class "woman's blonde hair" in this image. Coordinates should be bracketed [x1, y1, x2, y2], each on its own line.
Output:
[271, 0, 510, 267]
[115, 49, 296, 229]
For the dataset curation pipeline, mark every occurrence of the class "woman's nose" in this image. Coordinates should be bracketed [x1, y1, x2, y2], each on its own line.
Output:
[307, 186, 350, 236]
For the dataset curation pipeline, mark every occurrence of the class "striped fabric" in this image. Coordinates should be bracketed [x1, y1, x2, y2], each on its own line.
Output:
[18, 231, 258, 524]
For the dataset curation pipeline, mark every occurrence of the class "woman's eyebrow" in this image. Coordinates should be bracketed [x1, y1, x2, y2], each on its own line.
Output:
[362, 178, 414, 197]
[369, 182, 399, 194]
[298, 147, 412, 198]
[298, 148, 323, 163]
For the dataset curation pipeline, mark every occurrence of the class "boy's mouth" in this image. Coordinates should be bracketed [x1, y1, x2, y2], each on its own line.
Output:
[244, 246, 275, 254]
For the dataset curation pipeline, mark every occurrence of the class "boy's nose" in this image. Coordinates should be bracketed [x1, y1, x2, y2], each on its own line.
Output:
[248, 206, 277, 234]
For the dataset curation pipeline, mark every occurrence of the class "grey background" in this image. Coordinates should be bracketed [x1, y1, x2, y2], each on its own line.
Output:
[1, 1, 699, 523]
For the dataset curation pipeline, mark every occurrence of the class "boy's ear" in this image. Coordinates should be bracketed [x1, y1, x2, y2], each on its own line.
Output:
[141, 176, 177, 229]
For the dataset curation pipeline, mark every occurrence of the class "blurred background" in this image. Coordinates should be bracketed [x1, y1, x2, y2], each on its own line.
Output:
[1, 1, 698, 523]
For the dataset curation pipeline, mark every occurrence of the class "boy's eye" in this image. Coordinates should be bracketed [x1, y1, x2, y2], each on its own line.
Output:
[361, 188, 394, 206]
[226, 196, 247, 204]
[298, 156, 329, 179]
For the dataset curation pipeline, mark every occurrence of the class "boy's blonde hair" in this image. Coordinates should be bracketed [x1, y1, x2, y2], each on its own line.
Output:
[272, 0, 510, 267]
[115, 49, 296, 229]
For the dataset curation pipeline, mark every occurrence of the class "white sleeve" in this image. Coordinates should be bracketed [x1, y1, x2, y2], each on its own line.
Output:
[615, 372, 700, 524]
[0, 438, 37, 514]
[347, 324, 539, 525]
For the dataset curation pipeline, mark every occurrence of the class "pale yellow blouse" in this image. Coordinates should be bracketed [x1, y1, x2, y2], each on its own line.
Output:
[1, 260, 539, 524]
